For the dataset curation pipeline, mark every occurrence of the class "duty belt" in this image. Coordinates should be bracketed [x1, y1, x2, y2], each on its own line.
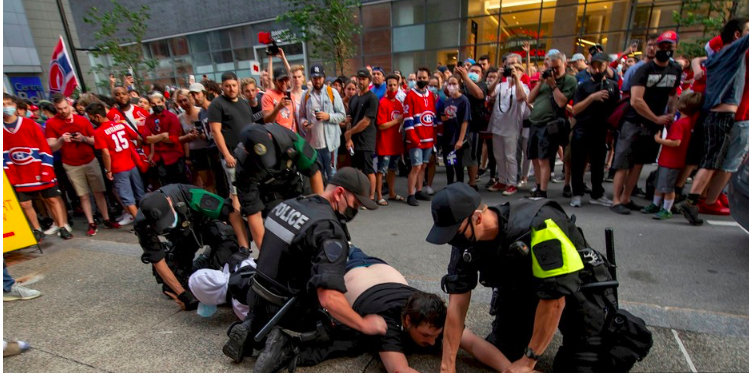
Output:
[251, 277, 290, 307]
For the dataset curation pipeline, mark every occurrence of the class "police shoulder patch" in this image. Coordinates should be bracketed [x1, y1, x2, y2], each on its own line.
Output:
[322, 239, 345, 262]
[254, 143, 267, 155]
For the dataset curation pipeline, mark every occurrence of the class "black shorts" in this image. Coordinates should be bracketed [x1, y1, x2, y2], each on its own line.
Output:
[700, 111, 735, 170]
[351, 150, 375, 175]
[238, 179, 304, 217]
[685, 112, 705, 166]
[188, 148, 211, 171]
[15, 185, 61, 203]
[528, 124, 560, 160]
[612, 121, 659, 170]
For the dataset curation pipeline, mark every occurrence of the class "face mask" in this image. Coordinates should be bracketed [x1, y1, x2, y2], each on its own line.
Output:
[152, 105, 164, 114]
[25, 111, 33, 118]
[448, 219, 477, 248]
[655, 49, 673, 63]
[408, 80, 416, 89]
[336, 194, 359, 222]
[428, 87, 439, 96]
[40, 113, 48, 121]
[169, 209, 179, 229]
[416, 80, 428, 89]
[447, 84, 459, 95]
[3, 107, 16, 117]
[467, 72, 480, 83]
[387, 90, 397, 99]
[592, 72, 605, 82]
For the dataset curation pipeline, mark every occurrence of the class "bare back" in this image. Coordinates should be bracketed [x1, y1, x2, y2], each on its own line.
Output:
[344, 264, 408, 305]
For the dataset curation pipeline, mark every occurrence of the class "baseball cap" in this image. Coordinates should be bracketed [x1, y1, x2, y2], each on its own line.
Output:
[273, 67, 289, 80]
[437, 66, 448, 73]
[239, 124, 276, 169]
[356, 68, 371, 80]
[547, 49, 561, 56]
[310, 64, 325, 78]
[591, 53, 611, 64]
[372, 66, 385, 75]
[657, 30, 679, 45]
[221, 71, 238, 82]
[570, 53, 585, 62]
[189, 83, 205, 93]
[426, 183, 481, 245]
[140, 191, 176, 234]
[328, 167, 378, 210]
[465, 58, 476, 65]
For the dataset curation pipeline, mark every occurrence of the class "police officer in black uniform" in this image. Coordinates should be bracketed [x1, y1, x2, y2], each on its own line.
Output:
[233, 122, 324, 250]
[135, 183, 239, 311]
[222, 167, 387, 372]
[426, 183, 631, 373]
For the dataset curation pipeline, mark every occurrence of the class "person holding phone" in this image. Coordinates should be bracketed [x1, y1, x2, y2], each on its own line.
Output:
[262, 67, 297, 132]
[175, 89, 215, 193]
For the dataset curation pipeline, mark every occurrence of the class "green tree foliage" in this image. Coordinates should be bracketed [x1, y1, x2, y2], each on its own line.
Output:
[278, 0, 362, 75]
[83, 0, 156, 93]
[672, 0, 740, 58]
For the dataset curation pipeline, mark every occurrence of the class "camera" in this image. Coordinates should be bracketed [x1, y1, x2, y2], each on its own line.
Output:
[542, 70, 552, 79]
[502, 68, 513, 78]
[259, 31, 280, 56]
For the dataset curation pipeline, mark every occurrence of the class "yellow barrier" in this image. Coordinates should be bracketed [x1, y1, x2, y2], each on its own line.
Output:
[3, 171, 38, 253]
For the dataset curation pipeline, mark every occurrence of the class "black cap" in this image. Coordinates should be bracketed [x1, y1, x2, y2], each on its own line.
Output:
[591, 53, 611, 64]
[356, 68, 371, 80]
[310, 64, 325, 78]
[239, 124, 276, 169]
[426, 183, 481, 245]
[140, 191, 176, 234]
[329, 167, 378, 210]
[221, 71, 238, 82]
[273, 67, 289, 80]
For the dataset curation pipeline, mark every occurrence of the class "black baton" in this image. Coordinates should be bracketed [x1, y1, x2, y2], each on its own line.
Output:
[255, 297, 297, 342]
[605, 227, 618, 300]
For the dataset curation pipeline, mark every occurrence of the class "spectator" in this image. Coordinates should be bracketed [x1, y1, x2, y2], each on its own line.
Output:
[569, 53, 621, 208]
[406, 73, 417, 90]
[527, 52, 577, 199]
[46, 93, 117, 236]
[439, 75, 472, 185]
[375, 74, 406, 205]
[241, 77, 265, 124]
[337, 79, 359, 170]
[478, 55, 491, 75]
[137, 97, 151, 113]
[207, 72, 252, 250]
[454, 64, 488, 189]
[677, 19, 749, 223]
[577, 47, 620, 84]
[611, 31, 681, 214]
[3, 94, 71, 240]
[403, 67, 437, 206]
[203, 80, 222, 101]
[143, 92, 189, 186]
[344, 68, 379, 201]
[290, 63, 306, 105]
[107, 86, 149, 139]
[262, 67, 296, 132]
[570, 53, 588, 76]
[175, 89, 215, 193]
[89, 103, 145, 225]
[641, 92, 701, 219]
[622, 35, 659, 92]
[487, 58, 529, 196]
[298, 64, 346, 181]
[369, 67, 387, 99]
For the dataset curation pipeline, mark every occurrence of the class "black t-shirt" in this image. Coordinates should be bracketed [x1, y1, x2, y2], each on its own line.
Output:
[576, 68, 620, 85]
[573, 78, 621, 129]
[440, 95, 472, 147]
[348, 90, 379, 152]
[352, 283, 442, 355]
[206, 95, 254, 150]
[463, 81, 488, 132]
[624, 60, 682, 127]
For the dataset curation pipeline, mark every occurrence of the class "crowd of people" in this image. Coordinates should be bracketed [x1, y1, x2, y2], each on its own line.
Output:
[3, 16, 749, 372]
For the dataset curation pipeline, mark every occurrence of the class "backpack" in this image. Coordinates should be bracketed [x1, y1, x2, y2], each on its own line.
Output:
[303, 85, 336, 108]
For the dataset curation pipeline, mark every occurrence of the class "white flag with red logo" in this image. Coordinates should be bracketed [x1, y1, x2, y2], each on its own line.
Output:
[49, 35, 79, 97]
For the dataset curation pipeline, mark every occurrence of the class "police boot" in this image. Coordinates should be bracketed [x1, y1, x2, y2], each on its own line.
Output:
[223, 321, 252, 363]
[253, 327, 299, 373]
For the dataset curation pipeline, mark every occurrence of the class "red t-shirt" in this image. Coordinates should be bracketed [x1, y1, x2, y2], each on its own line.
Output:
[376, 96, 405, 156]
[107, 105, 149, 134]
[45, 114, 96, 166]
[94, 121, 138, 174]
[735, 53, 749, 121]
[658, 117, 692, 169]
[143, 111, 184, 165]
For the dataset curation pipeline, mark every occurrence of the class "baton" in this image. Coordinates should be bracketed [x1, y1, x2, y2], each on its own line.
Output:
[255, 297, 297, 342]
[605, 227, 618, 300]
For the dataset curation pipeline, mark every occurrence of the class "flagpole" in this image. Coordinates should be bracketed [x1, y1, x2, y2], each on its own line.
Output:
[55, 0, 87, 92]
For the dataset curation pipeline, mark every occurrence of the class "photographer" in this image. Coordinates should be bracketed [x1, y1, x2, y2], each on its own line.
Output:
[569, 53, 620, 208]
[175, 89, 216, 193]
[526, 52, 578, 199]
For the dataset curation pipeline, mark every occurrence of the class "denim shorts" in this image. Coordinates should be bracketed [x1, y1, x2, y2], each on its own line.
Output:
[345, 246, 388, 272]
[113, 166, 145, 206]
[409, 147, 433, 166]
[377, 155, 400, 175]
[721, 120, 749, 172]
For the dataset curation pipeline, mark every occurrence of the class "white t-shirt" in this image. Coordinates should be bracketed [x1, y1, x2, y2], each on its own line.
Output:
[489, 81, 529, 137]
[178, 108, 209, 150]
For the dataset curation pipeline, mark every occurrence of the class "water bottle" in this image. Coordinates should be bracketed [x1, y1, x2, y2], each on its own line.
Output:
[197, 302, 217, 317]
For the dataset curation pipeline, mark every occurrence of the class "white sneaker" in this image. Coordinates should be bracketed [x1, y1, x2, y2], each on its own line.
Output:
[3, 283, 41, 302]
[117, 211, 130, 221]
[518, 180, 527, 188]
[117, 214, 135, 226]
[590, 196, 614, 207]
[426, 186, 434, 195]
[570, 196, 582, 208]
[43, 223, 60, 236]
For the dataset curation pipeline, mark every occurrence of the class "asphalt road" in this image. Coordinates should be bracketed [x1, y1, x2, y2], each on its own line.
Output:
[4, 164, 749, 372]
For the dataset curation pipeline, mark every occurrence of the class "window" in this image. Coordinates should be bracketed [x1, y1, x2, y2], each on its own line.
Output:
[393, 0, 425, 26]
[169, 37, 190, 56]
[193, 53, 213, 74]
[363, 29, 392, 55]
[393, 52, 427, 76]
[393, 25, 425, 52]
[150, 40, 170, 58]
[189, 33, 210, 53]
[230, 25, 254, 49]
[208, 30, 232, 51]
[366, 55, 393, 74]
[426, 0, 462, 22]
[234, 48, 256, 70]
[363, 3, 391, 29]
[213, 51, 235, 71]
[426, 20, 461, 49]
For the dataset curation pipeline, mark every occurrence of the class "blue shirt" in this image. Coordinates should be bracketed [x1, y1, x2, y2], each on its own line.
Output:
[370, 83, 387, 100]
[621, 60, 646, 92]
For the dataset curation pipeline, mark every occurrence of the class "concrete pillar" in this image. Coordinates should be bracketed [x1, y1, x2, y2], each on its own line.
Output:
[550, 0, 580, 56]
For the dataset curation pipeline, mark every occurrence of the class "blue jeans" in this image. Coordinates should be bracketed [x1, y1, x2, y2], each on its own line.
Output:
[113, 166, 145, 206]
[4, 265, 15, 293]
[345, 246, 388, 272]
[317, 148, 333, 181]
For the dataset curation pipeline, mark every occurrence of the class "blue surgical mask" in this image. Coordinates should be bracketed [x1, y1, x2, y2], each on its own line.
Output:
[169, 209, 179, 229]
[408, 80, 416, 89]
[25, 111, 33, 118]
[467, 72, 480, 83]
[428, 87, 438, 96]
[3, 107, 16, 117]
[197, 302, 217, 317]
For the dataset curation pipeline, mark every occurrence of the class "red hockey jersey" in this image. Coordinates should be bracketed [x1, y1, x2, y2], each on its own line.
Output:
[3, 117, 57, 192]
[403, 89, 436, 150]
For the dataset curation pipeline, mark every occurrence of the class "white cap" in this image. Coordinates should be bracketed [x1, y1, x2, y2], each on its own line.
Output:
[570, 53, 586, 62]
[189, 83, 205, 93]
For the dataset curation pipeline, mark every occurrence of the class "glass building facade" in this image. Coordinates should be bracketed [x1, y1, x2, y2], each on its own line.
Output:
[88, 0, 730, 93]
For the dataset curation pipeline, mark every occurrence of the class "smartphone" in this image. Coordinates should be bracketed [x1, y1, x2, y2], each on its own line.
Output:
[630, 39, 640, 50]
[284, 91, 291, 100]
[193, 121, 204, 134]
[457, 61, 464, 68]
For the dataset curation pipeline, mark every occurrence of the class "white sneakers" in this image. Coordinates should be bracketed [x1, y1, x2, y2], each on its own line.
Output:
[426, 186, 434, 195]
[570, 196, 582, 207]
[42, 223, 60, 235]
[590, 196, 614, 207]
[3, 283, 41, 302]
[117, 214, 135, 226]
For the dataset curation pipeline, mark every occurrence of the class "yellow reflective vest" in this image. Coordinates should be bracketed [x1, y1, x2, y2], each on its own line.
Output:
[530, 218, 584, 279]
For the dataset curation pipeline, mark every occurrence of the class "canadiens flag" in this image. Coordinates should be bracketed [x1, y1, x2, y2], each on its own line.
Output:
[49, 35, 79, 97]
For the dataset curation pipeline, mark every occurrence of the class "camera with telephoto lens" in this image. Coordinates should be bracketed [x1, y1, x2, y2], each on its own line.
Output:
[542, 70, 552, 79]
[259, 32, 280, 56]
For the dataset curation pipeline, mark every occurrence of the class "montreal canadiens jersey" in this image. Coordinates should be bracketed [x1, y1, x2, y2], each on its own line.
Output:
[403, 89, 436, 149]
[3, 117, 57, 192]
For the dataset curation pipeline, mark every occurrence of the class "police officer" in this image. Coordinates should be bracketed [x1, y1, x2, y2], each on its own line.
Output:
[233, 122, 324, 250]
[426, 183, 618, 373]
[135, 183, 239, 311]
[222, 167, 387, 372]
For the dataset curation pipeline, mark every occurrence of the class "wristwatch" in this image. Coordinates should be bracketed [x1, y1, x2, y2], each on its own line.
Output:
[524, 347, 540, 360]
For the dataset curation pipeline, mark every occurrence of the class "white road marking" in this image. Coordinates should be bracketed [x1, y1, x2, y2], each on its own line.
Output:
[705, 220, 740, 227]
[672, 329, 697, 373]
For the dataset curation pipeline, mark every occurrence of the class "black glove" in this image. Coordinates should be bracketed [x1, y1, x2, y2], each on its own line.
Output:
[178, 290, 199, 311]
[228, 247, 251, 273]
